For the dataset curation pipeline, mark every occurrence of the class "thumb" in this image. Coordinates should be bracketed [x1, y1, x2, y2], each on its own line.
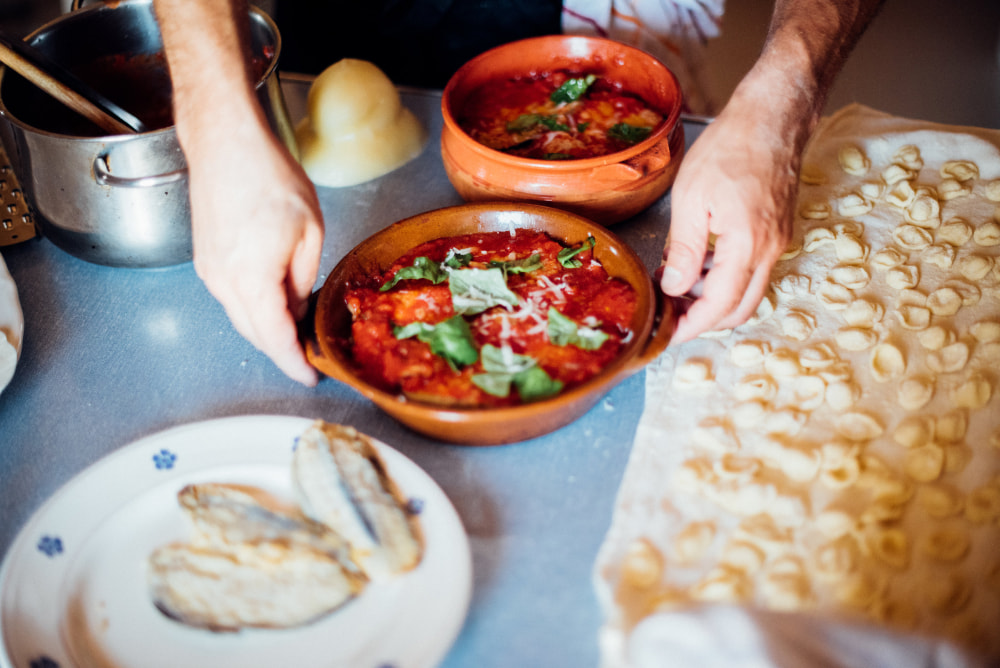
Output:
[660, 225, 710, 297]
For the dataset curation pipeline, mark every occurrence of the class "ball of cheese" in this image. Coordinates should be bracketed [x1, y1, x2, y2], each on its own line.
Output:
[295, 59, 427, 187]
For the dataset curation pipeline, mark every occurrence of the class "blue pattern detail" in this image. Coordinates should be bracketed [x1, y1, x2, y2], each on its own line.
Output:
[152, 448, 177, 470]
[30, 656, 59, 668]
[36, 536, 63, 558]
[405, 497, 425, 515]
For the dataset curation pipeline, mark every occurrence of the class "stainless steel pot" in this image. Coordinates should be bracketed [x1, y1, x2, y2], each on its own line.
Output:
[0, 0, 296, 267]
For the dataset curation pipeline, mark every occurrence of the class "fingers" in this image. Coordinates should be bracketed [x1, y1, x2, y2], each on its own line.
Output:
[660, 173, 711, 297]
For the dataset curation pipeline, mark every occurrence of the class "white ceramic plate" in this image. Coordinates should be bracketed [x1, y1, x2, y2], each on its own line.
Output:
[0, 415, 472, 668]
[0, 252, 22, 395]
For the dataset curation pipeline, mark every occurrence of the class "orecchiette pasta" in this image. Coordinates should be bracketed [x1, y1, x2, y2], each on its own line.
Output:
[925, 573, 972, 615]
[984, 179, 1000, 201]
[780, 310, 816, 341]
[671, 521, 716, 565]
[965, 485, 1000, 524]
[940, 160, 979, 182]
[923, 243, 955, 269]
[870, 247, 907, 271]
[799, 163, 827, 185]
[935, 409, 967, 443]
[970, 319, 1000, 343]
[800, 201, 832, 220]
[918, 482, 964, 518]
[917, 325, 955, 351]
[836, 411, 884, 441]
[621, 538, 665, 588]
[902, 442, 945, 482]
[918, 525, 969, 562]
[885, 264, 920, 290]
[799, 342, 839, 369]
[893, 224, 933, 250]
[926, 287, 963, 316]
[937, 217, 974, 246]
[892, 415, 935, 448]
[826, 380, 861, 410]
[886, 180, 917, 208]
[830, 265, 871, 290]
[730, 340, 771, 368]
[834, 234, 868, 263]
[866, 527, 910, 570]
[950, 372, 992, 409]
[835, 327, 878, 351]
[803, 226, 836, 251]
[938, 178, 971, 201]
[764, 349, 803, 376]
[905, 191, 941, 228]
[838, 144, 870, 175]
[926, 342, 970, 374]
[881, 163, 915, 185]
[817, 281, 854, 310]
[870, 342, 906, 382]
[673, 357, 715, 389]
[838, 193, 873, 217]
[893, 144, 923, 171]
[896, 376, 934, 410]
[973, 220, 1000, 246]
[956, 254, 994, 280]
[896, 305, 931, 330]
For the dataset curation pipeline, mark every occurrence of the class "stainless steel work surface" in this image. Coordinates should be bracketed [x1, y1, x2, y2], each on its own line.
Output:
[0, 79, 701, 667]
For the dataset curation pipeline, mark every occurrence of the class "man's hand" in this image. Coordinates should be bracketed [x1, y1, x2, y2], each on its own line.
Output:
[187, 114, 324, 386]
[660, 85, 797, 344]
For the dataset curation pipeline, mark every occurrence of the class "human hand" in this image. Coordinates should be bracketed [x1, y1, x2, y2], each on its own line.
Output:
[185, 114, 324, 386]
[660, 92, 800, 344]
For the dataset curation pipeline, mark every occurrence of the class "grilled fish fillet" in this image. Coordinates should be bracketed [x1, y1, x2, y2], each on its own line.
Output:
[148, 483, 366, 631]
[292, 421, 424, 580]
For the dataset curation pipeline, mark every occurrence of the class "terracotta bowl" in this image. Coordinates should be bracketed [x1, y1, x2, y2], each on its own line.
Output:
[306, 202, 675, 446]
[440, 35, 685, 226]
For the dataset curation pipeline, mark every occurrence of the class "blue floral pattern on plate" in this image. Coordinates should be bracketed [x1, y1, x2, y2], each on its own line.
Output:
[152, 448, 176, 470]
[36, 535, 62, 558]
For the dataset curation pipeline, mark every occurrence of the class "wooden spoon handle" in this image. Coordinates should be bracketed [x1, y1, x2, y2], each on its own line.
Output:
[0, 32, 144, 135]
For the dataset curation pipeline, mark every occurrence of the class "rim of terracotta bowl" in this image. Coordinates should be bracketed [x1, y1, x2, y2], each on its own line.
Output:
[307, 202, 674, 445]
[440, 34, 683, 172]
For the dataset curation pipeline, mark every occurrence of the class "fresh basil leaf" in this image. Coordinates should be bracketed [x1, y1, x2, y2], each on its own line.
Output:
[608, 123, 653, 145]
[472, 344, 562, 401]
[393, 315, 478, 370]
[513, 366, 564, 402]
[448, 267, 519, 315]
[550, 74, 597, 104]
[506, 114, 542, 133]
[577, 122, 590, 132]
[444, 249, 473, 269]
[557, 236, 596, 268]
[537, 116, 570, 132]
[380, 256, 447, 291]
[547, 308, 609, 350]
[489, 253, 543, 278]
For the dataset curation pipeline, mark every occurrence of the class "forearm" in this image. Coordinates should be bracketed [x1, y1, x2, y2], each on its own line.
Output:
[153, 0, 263, 155]
[730, 0, 885, 156]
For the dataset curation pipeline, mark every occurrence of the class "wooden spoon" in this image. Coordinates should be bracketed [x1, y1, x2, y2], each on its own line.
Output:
[0, 29, 146, 134]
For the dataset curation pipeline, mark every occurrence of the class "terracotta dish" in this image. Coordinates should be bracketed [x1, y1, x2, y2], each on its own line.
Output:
[440, 36, 685, 225]
[307, 203, 675, 445]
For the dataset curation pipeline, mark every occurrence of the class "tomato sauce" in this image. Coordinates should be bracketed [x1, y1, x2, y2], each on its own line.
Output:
[344, 230, 638, 407]
[457, 70, 664, 160]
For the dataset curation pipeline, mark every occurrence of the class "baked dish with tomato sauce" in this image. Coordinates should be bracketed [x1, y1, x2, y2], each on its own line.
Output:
[456, 70, 664, 160]
[344, 230, 638, 407]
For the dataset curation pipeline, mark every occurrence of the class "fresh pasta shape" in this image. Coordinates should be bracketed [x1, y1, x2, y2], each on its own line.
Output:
[732, 400, 769, 429]
[838, 144, 870, 175]
[896, 376, 934, 410]
[817, 281, 854, 310]
[621, 538, 665, 588]
[885, 180, 917, 208]
[799, 164, 827, 185]
[719, 540, 766, 573]
[826, 380, 861, 411]
[950, 372, 992, 409]
[917, 325, 955, 351]
[671, 521, 716, 566]
[799, 201, 832, 220]
[830, 265, 870, 290]
[885, 264, 920, 290]
[940, 160, 979, 182]
[870, 247, 907, 271]
[780, 310, 816, 341]
[836, 411, 883, 441]
[835, 327, 878, 351]
[918, 483, 964, 518]
[902, 443, 945, 482]
[937, 218, 974, 246]
[904, 191, 941, 228]
[892, 415, 935, 448]
[926, 342, 970, 374]
[923, 243, 955, 269]
[730, 340, 770, 368]
[984, 179, 1000, 201]
[896, 305, 931, 330]
[956, 254, 994, 281]
[691, 566, 750, 603]
[892, 224, 933, 250]
[799, 342, 839, 369]
[843, 298, 884, 328]
[938, 178, 971, 201]
[834, 234, 868, 263]
[881, 163, 915, 186]
[973, 220, 1000, 246]
[926, 287, 963, 316]
[803, 226, 836, 251]
[866, 527, 910, 570]
[893, 144, 923, 171]
[838, 193, 873, 217]
[965, 485, 1000, 524]
[970, 319, 1000, 343]
[935, 409, 967, 443]
[925, 574, 972, 615]
[870, 343, 906, 382]
[790, 375, 826, 410]
[764, 349, 803, 376]
[732, 374, 778, 402]
[672, 357, 715, 390]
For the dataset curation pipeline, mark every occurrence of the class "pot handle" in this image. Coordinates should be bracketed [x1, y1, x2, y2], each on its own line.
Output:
[93, 154, 188, 188]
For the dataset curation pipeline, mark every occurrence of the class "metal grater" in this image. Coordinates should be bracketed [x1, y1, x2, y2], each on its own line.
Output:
[0, 146, 36, 246]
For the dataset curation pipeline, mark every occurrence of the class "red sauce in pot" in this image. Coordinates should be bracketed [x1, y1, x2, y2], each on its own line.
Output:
[344, 230, 638, 407]
[457, 70, 664, 160]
